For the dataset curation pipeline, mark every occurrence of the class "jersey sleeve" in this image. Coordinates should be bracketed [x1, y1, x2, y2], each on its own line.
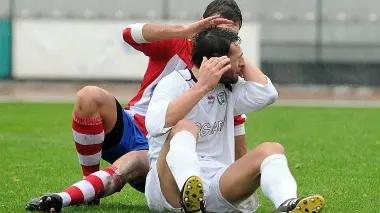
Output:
[145, 72, 192, 137]
[231, 77, 278, 116]
[123, 23, 185, 59]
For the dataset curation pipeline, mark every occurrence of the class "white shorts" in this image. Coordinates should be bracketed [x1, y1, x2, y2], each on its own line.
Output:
[145, 157, 260, 213]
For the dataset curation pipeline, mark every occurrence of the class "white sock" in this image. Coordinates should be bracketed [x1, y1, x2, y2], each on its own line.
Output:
[166, 131, 201, 190]
[260, 154, 297, 208]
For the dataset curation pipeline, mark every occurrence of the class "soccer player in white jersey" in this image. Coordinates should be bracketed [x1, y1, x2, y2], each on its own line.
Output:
[144, 27, 325, 213]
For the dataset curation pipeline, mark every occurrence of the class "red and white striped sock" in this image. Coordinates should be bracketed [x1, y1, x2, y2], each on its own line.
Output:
[72, 113, 104, 177]
[57, 166, 122, 207]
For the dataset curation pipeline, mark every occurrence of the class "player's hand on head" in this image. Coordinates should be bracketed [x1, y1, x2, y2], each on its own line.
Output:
[184, 15, 234, 39]
[196, 56, 231, 92]
[201, 15, 234, 28]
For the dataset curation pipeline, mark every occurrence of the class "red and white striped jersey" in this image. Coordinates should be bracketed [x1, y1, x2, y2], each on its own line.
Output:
[122, 23, 246, 136]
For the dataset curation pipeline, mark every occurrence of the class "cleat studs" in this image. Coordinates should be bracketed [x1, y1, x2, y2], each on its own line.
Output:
[199, 198, 203, 201]
[311, 198, 315, 202]
[296, 206, 301, 210]
[199, 190, 204, 194]
[192, 194, 196, 198]
[187, 185, 192, 189]
[184, 197, 189, 201]
[197, 183, 202, 187]
[303, 200, 308, 204]
[46, 197, 51, 202]
[316, 206, 321, 210]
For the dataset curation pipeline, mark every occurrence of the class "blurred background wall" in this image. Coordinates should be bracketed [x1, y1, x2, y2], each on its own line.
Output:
[1, 0, 380, 87]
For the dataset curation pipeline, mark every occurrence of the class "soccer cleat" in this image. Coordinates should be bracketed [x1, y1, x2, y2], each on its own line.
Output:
[25, 194, 63, 213]
[179, 176, 206, 213]
[25, 197, 42, 211]
[272, 195, 325, 213]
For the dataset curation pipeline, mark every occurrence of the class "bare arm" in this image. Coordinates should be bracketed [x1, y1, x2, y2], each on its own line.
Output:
[242, 56, 268, 84]
[146, 56, 231, 136]
[165, 56, 231, 127]
[141, 15, 233, 42]
[164, 85, 207, 127]
[234, 134, 247, 161]
[142, 24, 187, 42]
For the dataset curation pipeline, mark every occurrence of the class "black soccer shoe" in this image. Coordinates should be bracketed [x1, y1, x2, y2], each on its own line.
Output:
[25, 197, 42, 211]
[179, 176, 206, 213]
[272, 195, 325, 213]
[25, 194, 63, 213]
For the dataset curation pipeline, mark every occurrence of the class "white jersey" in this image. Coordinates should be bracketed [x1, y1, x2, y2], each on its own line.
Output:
[145, 69, 278, 166]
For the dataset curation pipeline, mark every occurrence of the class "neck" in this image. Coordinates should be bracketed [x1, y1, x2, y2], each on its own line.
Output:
[191, 67, 200, 80]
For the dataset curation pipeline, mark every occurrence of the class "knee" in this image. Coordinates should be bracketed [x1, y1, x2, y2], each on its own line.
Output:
[255, 142, 285, 159]
[75, 86, 109, 112]
[117, 154, 148, 184]
[76, 86, 101, 105]
[170, 120, 199, 140]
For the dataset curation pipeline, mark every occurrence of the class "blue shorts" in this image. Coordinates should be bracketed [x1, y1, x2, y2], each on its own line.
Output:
[101, 99, 148, 164]
[100, 99, 148, 193]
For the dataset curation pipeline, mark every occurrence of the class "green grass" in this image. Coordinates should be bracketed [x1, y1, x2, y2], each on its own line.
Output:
[1, 103, 380, 212]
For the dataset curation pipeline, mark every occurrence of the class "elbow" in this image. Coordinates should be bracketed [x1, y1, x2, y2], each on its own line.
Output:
[250, 86, 278, 109]
[145, 119, 155, 136]
[146, 120, 160, 137]
[122, 28, 134, 44]
[266, 87, 278, 105]
[123, 23, 147, 45]
[145, 112, 159, 137]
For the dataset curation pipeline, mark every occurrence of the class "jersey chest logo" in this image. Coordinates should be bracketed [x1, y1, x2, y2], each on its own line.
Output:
[217, 91, 228, 106]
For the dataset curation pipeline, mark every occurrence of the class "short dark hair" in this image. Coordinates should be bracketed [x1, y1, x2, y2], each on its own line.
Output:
[203, 0, 243, 28]
[192, 27, 241, 68]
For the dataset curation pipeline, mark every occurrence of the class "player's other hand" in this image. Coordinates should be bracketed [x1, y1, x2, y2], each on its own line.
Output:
[196, 56, 231, 92]
[183, 15, 234, 39]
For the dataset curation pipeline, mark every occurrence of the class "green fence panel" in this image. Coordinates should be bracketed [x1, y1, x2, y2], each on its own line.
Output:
[0, 19, 11, 78]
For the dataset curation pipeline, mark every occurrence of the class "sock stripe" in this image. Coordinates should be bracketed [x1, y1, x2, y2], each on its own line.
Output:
[64, 186, 84, 205]
[93, 170, 116, 187]
[81, 165, 100, 177]
[72, 129, 105, 144]
[72, 113, 102, 125]
[103, 166, 117, 176]
[72, 121, 104, 135]
[73, 181, 96, 202]
[57, 192, 71, 207]
[77, 152, 102, 166]
[75, 142, 103, 156]
[85, 174, 105, 197]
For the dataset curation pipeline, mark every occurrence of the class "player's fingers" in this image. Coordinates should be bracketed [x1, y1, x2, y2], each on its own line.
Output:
[218, 64, 231, 75]
[215, 57, 231, 70]
[203, 15, 220, 22]
[199, 15, 217, 27]
[213, 18, 234, 26]
[206, 57, 218, 65]
[201, 56, 208, 64]
[210, 56, 227, 67]
[201, 57, 216, 72]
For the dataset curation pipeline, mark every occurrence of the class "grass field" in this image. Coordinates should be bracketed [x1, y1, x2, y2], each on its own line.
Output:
[1, 103, 380, 213]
